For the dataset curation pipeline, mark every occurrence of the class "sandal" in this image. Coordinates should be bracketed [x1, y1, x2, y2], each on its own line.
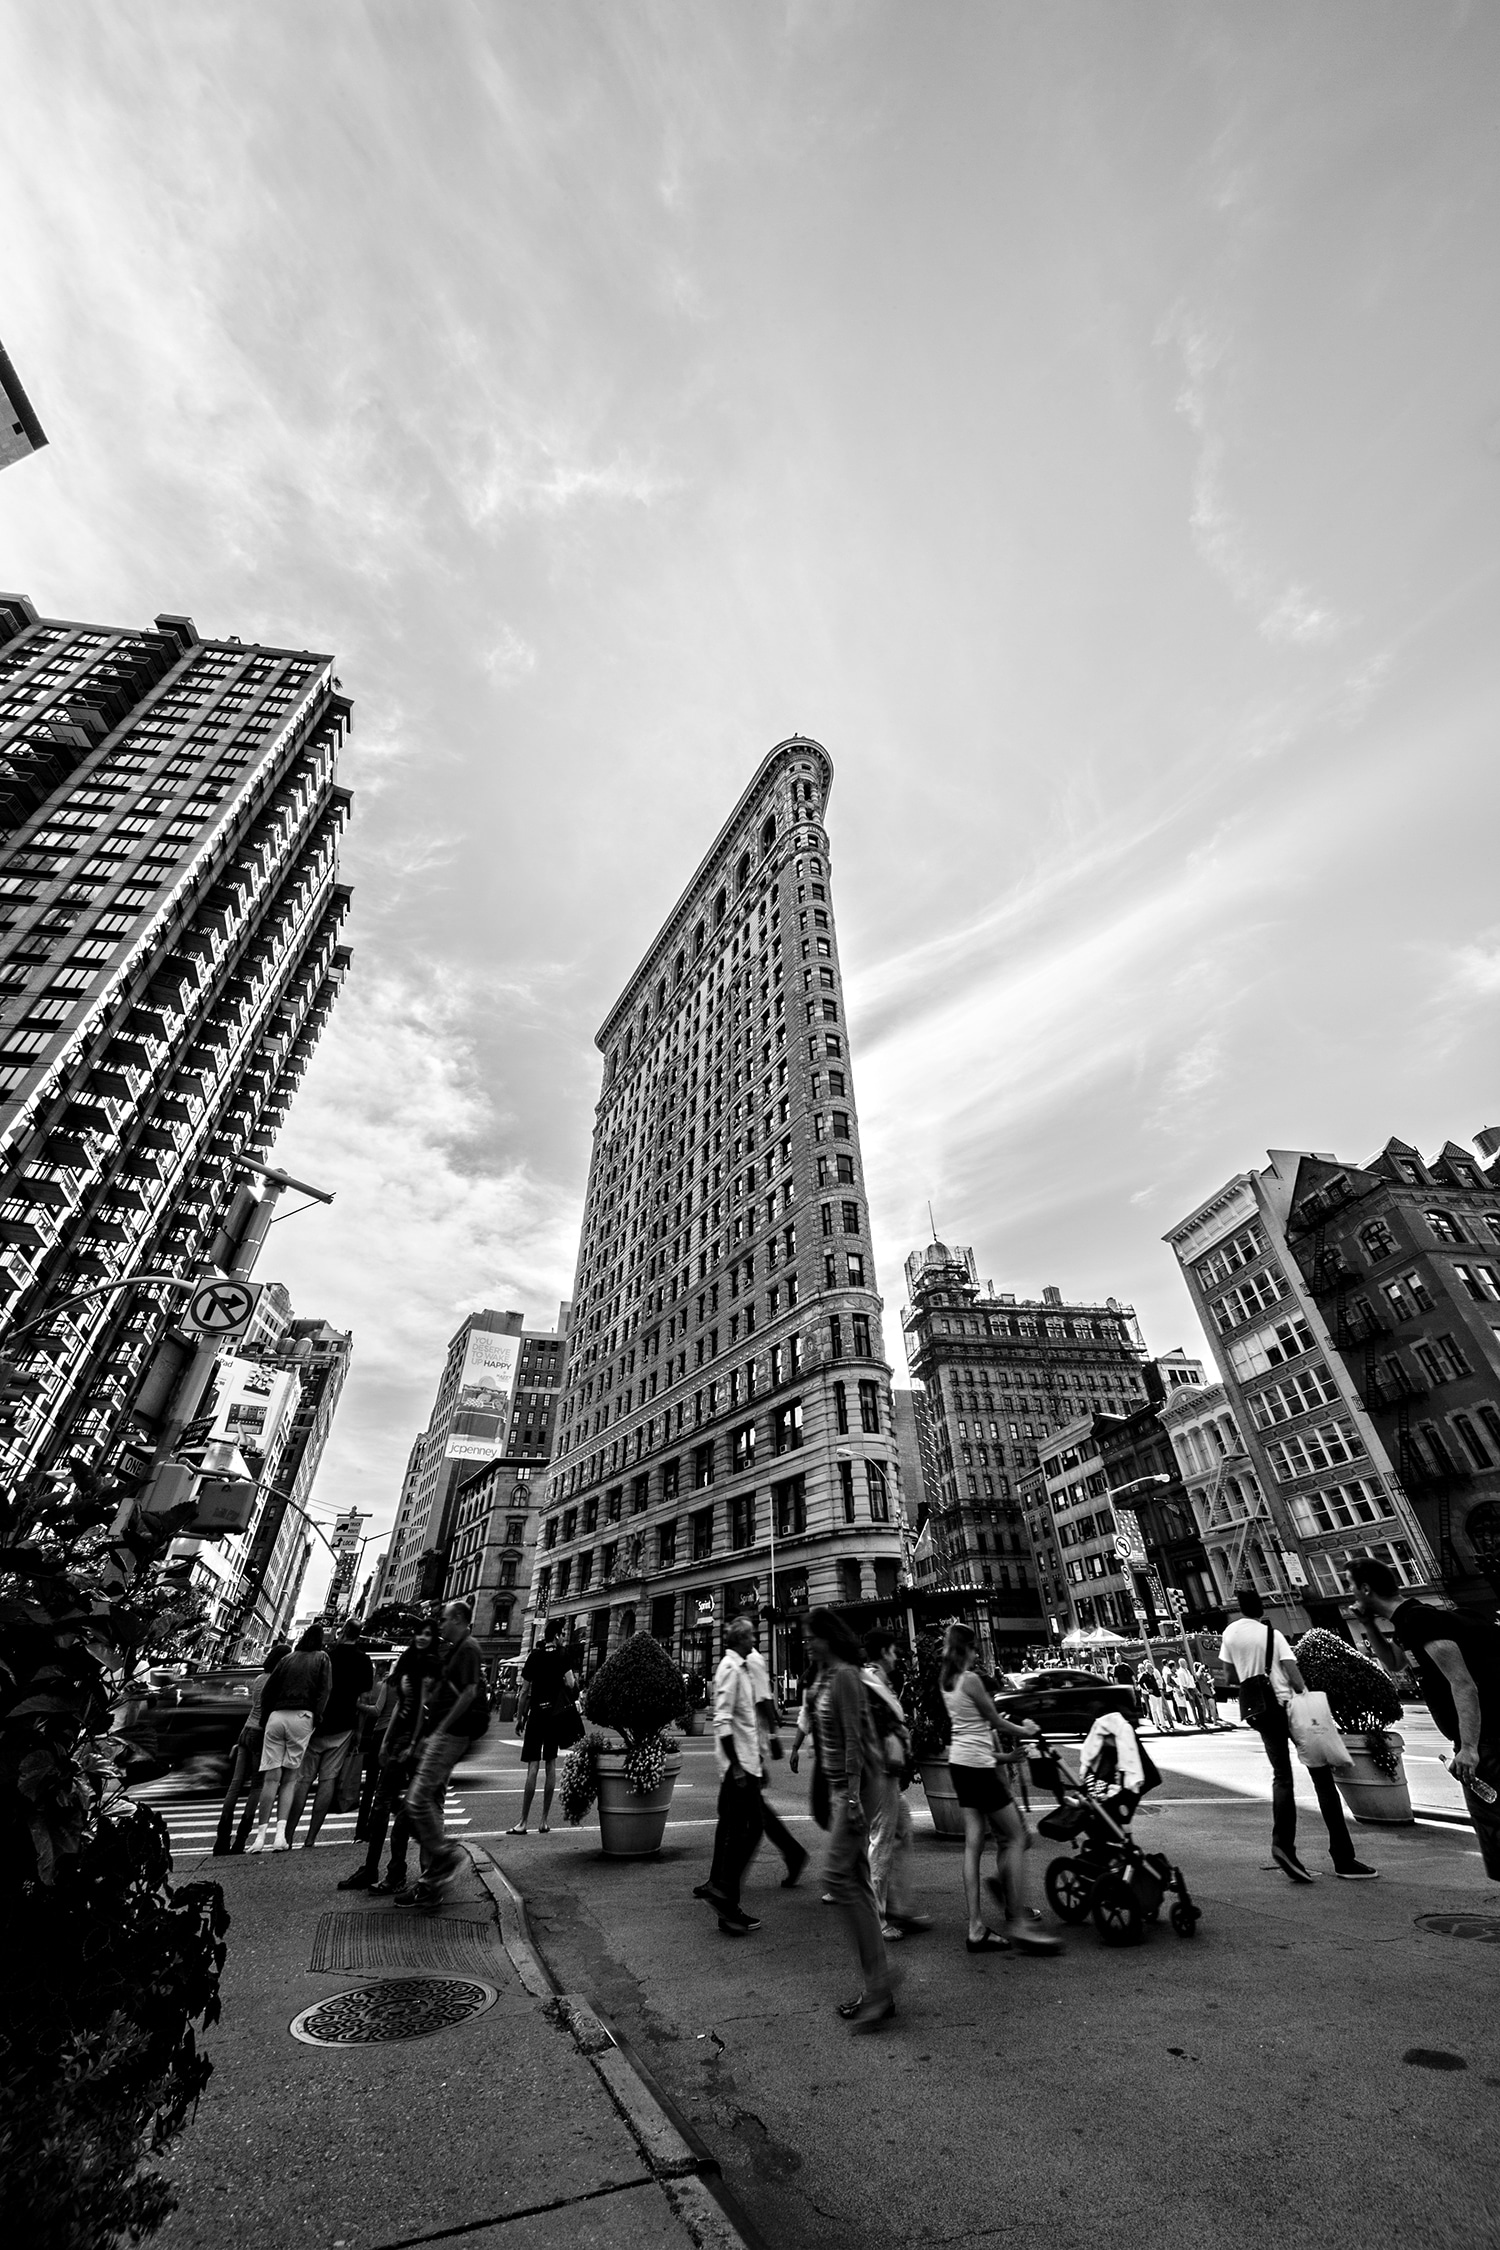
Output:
[965, 1931, 1011, 1953]
[836, 1994, 865, 2019]
[538, 1822, 551, 1833]
[506, 1824, 528, 1836]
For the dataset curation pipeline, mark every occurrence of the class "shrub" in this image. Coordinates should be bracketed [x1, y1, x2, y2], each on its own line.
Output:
[1294, 1628, 1404, 1734]
[582, 1632, 687, 1746]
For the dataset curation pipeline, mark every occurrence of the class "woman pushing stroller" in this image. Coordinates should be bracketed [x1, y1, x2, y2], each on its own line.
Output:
[940, 1624, 1062, 1956]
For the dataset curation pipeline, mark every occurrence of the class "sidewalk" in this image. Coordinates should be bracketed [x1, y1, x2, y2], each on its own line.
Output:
[154, 1837, 758, 2250]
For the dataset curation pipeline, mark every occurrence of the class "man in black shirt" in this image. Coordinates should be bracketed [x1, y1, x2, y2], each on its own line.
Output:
[399, 1601, 489, 1903]
[287, 1619, 375, 1848]
[1349, 1557, 1500, 1878]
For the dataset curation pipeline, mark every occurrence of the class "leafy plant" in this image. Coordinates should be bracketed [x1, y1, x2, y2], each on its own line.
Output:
[622, 1732, 669, 1795]
[558, 1734, 600, 1826]
[582, 1631, 688, 1746]
[1294, 1627, 1404, 1733]
[909, 1631, 952, 1765]
[0, 1455, 229, 2244]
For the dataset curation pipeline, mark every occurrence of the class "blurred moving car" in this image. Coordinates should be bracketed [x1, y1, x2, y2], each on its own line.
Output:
[111, 1665, 260, 1784]
[991, 1666, 1142, 1737]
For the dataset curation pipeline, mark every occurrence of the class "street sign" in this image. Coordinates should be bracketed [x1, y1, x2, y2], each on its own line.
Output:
[183, 1278, 262, 1341]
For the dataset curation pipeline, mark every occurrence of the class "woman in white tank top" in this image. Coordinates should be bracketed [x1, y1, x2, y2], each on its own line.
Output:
[940, 1624, 1061, 1955]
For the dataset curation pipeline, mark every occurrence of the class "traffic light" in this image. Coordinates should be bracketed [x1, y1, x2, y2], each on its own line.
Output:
[0, 1361, 43, 1434]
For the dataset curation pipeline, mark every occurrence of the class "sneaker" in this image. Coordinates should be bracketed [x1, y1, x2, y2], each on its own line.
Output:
[1335, 1861, 1379, 1880]
[268, 1832, 291, 1853]
[369, 1869, 407, 1895]
[338, 1867, 376, 1891]
[1272, 1844, 1314, 1884]
[880, 1922, 905, 1941]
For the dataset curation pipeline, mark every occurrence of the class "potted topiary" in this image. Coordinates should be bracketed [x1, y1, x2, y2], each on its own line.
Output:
[561, 1633, 688, 1856]
[1293, 1627, 1412, 1824]
[683, 1668, 709, 1736]
[910, 1632, 964, 1839]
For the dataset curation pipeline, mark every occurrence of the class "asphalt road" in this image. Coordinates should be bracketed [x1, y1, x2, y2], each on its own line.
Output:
[460, 1719, 1498, 2250]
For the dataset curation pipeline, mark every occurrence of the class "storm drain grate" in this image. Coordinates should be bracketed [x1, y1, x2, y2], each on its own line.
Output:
[1414, 1912, 1500, 1943]
[310, 1911, 504, 1976]
[290, 1976, 497, 2046]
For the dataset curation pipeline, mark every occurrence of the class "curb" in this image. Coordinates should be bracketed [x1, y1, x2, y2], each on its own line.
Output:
[464, 1844, 770, 2250]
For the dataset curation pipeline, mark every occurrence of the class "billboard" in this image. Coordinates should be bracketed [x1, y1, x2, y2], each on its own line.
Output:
[444, 1326, 519, 1463]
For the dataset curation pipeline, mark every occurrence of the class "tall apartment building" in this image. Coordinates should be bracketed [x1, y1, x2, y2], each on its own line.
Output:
[0, 338, 47, 473]
[1165, 1149, 1442, 1630]
[534, 736, 904, 1680]
[902, 1241, 1146, 1654]
[224, 1314, 353, 1657]
[0, 597, 351, 1491]
[383, 1307, 567, 1608]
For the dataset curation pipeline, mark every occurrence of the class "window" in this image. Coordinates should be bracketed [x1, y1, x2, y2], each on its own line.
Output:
[1210, 1268, 1286, 1333]
[829, 1314, 844, 1358]
[852, 1313, 871, 1356]
[835, 1153, 855, 1184]
[866, 1460, 890, 1522]
[846, 1251, 865, 1286]
[661, 1457, 680, 1500]
[577, 1552, 593, 1592]
[820, 1201, 834, 1238]
[1192, 1222, 1268, 1288]
[772, 1399, 803, 1454]
[732, 1420, 755, 1473]
[730, 1492, 756, 1548]
[1263, 1420, 1367, 1482]
[691, 1506, 714, 1560]
[832, 1110, 850, 1138]
[1360, 1220, 1397, 1261]
[833, 1380, 848, 1434]
[1455, 1263, 1500, 1302]
[583, 1496, 598, 1532]
[693, 1440, 715, 1487]
[1286, 1479, 1394, 1537]
[858, 1379, 880, 1434]
[1452, 1414, 1492, 1469]
[773, 1474, 806, 1535]
[841, 1200, 861, 1234]
[556, 1559, 572, 1598]
[561, 1507, 577, 1541]
[839, 1460, 855, 1523]
[1427, 1210, 1463, 1244]
[657, 1518, 678, 1567]
[544, 1518, 558, 1549]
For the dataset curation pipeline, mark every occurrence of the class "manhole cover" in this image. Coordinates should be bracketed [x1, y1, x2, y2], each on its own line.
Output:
[290, 1976, 497, 2046]
[1414, 1913, 1500, 1943]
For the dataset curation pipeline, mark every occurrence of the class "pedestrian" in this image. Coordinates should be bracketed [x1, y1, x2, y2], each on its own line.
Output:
[213, 1640, 290, 1855]
[941, 1622, 1060, 1954]
[1138, 1656, 1170, 1731]
[1349, 1556, 1500, 1879]
[510, 1623, 581, 1834]
[1219, 1586, 1377, 1883]
[862, 1628, 932, 1941]
[338, 1621, 439, 1892]
[695, 1614, 766, 1932]
[804, 1606, 897, 2028]
[246, 1624, 331, 1853]
[286, 1617, 375, 1849]
[1170, 1654, 1204, 1730]
[746, 1623, 810, 1888]
[398, 1600, 489, 1903]
[1193, 1658, 1222, 1728]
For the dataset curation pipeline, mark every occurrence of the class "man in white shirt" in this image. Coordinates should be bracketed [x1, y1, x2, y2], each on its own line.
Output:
[694, 1616, 765, 1932]
[1220, 1586, 1376, 1884]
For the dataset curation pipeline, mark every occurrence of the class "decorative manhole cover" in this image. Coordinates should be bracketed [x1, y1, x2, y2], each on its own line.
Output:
[290, 1976, 498, 2046]
[1414, 1913, 1500, 1943]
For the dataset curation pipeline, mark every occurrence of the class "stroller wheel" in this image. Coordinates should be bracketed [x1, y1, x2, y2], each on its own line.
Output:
[1092, 1876, 1146, 1948]
[1170, 1902, 1201, 1939]
[1044, 1857, 1095, 1926]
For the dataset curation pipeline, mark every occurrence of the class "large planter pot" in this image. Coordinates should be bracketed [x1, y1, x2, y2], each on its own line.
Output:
[595, 1750, 683, 1857]
[918, 1759, 967, 1839]
[686, 1709, 707, 1736]
[1333, 1732, 1413, 1825]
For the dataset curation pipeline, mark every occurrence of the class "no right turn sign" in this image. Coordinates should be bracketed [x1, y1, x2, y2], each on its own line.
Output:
[183, 1278, 262, 1341]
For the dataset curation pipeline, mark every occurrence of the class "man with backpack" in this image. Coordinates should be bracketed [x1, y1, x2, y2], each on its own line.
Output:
[398, 1600, 489, 1904]
[1220, 1586, 1376, 1884]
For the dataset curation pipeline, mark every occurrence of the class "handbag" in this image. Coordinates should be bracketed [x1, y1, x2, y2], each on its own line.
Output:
[1237, 1622, 1280, 1727]
[1286, 1690, 1354, 1770]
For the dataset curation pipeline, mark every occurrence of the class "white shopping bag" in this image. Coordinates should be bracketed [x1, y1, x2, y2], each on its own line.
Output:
[1286, 1690, 1354, 1770]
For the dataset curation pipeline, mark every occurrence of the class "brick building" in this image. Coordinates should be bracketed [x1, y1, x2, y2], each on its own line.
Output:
[531, 736, 904, 1681]
[1165, 1152, 1442, 1630]
[0, 596, 350, 1490]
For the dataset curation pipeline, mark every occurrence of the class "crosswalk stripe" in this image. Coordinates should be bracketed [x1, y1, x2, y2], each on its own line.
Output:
[130, 1789, 471, 1850]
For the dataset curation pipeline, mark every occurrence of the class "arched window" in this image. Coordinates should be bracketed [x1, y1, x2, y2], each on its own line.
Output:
[736, 850, 752, 891]
[657, 978, 667, 1009]
[760, 813, 776, 854]
[693, 920, 706, 956]
[674, 952, 685, 986]
[713, 887, 727, 925]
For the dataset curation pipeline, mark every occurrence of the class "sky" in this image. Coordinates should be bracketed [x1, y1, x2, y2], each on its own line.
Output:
[2, 2, 1497, 1600]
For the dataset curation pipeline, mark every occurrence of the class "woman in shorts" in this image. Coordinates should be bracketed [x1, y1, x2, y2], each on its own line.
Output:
[940, 1623, 1059, 1955]
[509, 1631, 581, 1834]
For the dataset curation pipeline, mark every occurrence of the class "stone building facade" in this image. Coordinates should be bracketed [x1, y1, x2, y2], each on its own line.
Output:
[530, 736, 904, 1681]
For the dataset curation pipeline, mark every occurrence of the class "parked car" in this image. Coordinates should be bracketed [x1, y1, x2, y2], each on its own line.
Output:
[991, 1666, 1142, 1738]
[111, 1665, 261, 1783]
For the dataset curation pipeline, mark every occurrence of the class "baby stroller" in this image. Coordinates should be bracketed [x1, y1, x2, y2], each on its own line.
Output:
[1029, 1718, 1202, 1947]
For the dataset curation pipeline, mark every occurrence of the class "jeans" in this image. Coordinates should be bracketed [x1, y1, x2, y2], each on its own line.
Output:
[1254, 1702, 1357, 1869]
[709, 1771, 766, 1908]
[867, 1772, 913, 1921]
[823, 1770, 891, 2001]
[404, 1731, 472, 1875]
[759, 1781, 804, 1872]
